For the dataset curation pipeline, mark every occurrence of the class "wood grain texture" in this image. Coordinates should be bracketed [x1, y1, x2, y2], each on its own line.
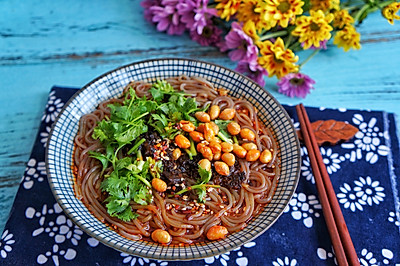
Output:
[0, 0, 399, 233]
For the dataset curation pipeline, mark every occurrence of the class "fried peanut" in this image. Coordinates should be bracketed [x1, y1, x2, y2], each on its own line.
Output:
[221, 142, 234, 153]
[152, 178, 167, 192]
[180, 120, 195, 132]
[195, 112, 211, 123]
[206, 225, 228, 240]
[198, 159, 211, 171]
[232, 144, 247, 158]
[246, 149, 261, 162]
[151, 229, 171, 244]
[260, 149, 272, 164]
[214, 161, 229, 176]
[242, 142, 258, 151]
[172, 148, 181, 160]
[240, 128, 256, 142]
[189, 131, 204, 142]
[175, 134, 191, 149]
[221, 152, 235, 166]
[209, 105, 221, 120]
[227, 122, 241, 135]
[204, 123, 215, 142]
[219, 108, 236, 120]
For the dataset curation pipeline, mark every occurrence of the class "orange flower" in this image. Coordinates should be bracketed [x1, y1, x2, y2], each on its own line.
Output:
[291, 10, 334, 50]
[257, 38, 299, 78]
[333, 9, 355, 29]
[382, 2, 400, 25]
[236, 0, 270, 31]
[260, 0, 304, 28]
[333, 25, 361, 51]
[215, 0, 241, 21]
[310, 0, 340, 12]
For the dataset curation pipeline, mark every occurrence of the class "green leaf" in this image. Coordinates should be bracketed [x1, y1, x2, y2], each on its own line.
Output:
[88, 151, 109, 170]
[151, 113, 168, 126]
[198, 166, 212, 184]
[116, 206, 138, 222]
[115, 157, 132, 171]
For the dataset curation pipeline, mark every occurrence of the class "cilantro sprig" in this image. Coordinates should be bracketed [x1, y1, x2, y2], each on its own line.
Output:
[88, 80, 213, 221]
[176, 166, 219, 203]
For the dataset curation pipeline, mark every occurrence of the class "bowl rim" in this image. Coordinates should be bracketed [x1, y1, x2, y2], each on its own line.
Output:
[45, 57, 301, 260]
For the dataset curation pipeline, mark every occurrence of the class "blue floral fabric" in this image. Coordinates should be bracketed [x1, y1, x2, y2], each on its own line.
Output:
[1, 87, 399, 265]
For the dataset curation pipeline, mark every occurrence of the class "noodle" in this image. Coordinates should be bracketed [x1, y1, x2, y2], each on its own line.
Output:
[73, 76, 280, 244]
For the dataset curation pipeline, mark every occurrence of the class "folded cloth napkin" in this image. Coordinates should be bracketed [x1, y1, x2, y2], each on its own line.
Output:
[1, 86, 399, 265]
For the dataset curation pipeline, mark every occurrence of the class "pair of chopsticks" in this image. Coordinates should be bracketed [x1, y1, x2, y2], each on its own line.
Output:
[296, 104, 359, 266]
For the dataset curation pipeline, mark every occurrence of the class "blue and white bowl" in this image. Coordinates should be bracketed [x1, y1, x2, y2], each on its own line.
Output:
[46, 58, 301, 260]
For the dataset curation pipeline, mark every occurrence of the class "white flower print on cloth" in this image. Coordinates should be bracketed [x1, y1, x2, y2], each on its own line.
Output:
[37, 244, 76, 265]
[272, 256, 297, 266]
[381, 248, 396, 265]
[301, 147, 315, 184]
[120, 253, 168, 266]
[341, 114, 389, 164]
[388, 211, 400, 228]
[320, 147, 342, 174]
[25, 203, 82, 265]
[317, 247, 337, 265]
[354, 176, 385, 206]
[337, 183, 366, 212]
[26, 204, 83, 245]
[360, 249, 378, 266]
[204, 241, 255, 266]
[284, 193, 321, 228]
[23, 158, 46, 190]
[0, 230, 15, 259]
[42, 90, 64, 123]
[40, 126, 51, 148]
[337, 176, 385, 212]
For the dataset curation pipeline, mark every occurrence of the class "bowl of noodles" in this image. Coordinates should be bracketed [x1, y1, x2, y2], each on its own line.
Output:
[46, 58, 301, 260]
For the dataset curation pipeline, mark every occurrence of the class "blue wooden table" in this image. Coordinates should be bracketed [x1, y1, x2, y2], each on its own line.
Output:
[0, 0, 399, 235]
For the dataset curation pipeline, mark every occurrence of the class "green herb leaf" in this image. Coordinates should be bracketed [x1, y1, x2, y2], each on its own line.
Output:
[88, 151, 110, 170]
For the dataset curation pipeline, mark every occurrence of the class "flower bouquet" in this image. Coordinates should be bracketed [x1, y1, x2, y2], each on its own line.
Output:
[141, 0, 399, 98]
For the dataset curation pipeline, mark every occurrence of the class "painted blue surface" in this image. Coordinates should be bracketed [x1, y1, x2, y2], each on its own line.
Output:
[0, 0, 399, 233]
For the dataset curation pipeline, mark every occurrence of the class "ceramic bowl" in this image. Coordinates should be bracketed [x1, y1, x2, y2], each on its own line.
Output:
[46, 58, 301, 260]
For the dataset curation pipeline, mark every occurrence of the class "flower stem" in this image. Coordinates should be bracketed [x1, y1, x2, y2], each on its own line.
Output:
[285, 34, 293, 49]
[259, 31, 287, 41]
[299, 49, 320, 69]
[353, 4, 370, 23]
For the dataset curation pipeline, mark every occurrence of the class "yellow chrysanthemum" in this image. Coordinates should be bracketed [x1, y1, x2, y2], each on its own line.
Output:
[291, 10, 334, 50]
[333, 25, 361, 51]
[257, 37, 299, 78]
[215, 0, 241, 21]
[382, 2, 400, 25]
[236, 0, 270, 31]
[333, 9, 354, 29]
[310, 0, 340, 12]
[259, 0, 304, 28]
[243, 20, 260, 41]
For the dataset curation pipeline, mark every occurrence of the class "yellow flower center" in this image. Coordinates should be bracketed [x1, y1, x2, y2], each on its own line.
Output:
[277, 1, 291, 13]
[310, 22, 320, 31]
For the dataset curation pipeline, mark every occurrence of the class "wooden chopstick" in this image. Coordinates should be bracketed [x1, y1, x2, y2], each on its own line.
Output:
[296, 104, 359, 266]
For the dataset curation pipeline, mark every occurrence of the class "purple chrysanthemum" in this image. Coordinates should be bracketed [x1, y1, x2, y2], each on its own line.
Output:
[149, 0, 186, 35]
[190, 22, 222, 46]
[178, 0, 217, 35]
[236, 59, 268, 87]
[277, 73, 315, 98]
[141, 0, 162, 22]
[221, 22, 258, 62]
